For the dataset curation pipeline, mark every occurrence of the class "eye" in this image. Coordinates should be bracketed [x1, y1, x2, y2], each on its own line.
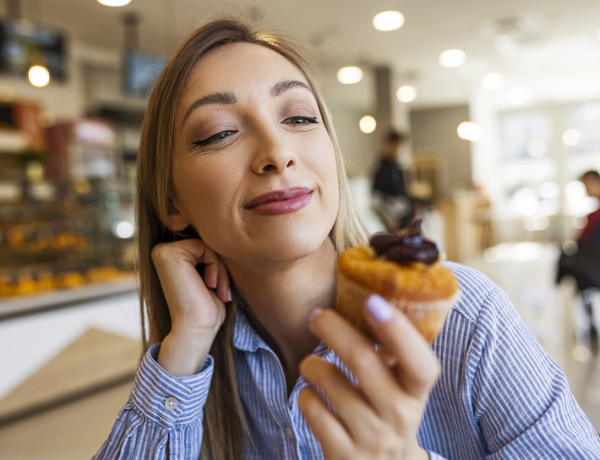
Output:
[192, 130, 237, 148]
[282, 116, 318, 126]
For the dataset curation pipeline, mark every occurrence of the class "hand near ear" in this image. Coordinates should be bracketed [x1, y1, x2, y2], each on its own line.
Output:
[152, 239, 231, 377]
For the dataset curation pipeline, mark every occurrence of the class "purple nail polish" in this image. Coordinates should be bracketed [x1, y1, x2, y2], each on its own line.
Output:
[227, 288, 232, 302]
[308, 308, 322, 322]
[366, 295, 392, 322]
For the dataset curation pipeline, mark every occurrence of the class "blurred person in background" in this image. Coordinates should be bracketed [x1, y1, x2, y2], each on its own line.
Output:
[372, 130, 412, 230]
[580, 170, 600, 243]
[94, 18, 600, 460]
[557, 170, 600, 354]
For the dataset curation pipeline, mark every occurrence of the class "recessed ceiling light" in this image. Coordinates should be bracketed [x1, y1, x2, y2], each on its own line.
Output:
[562, 129, 581, 146]
[457, 122, 483, 141]
[359, 115, 376, 133]
[526, 140, 547, 157]
[97, 0, 131, 6]
[439, 49, 466, 68]
[373, 11, 405, 31]
[481, 73, 505, 90]
[28, 65, 50, 87]
[337, 66, 363, 84]
[396, 85, 417, 102]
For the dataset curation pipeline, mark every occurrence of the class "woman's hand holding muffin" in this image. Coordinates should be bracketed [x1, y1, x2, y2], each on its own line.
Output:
[298, 295, 437, 460]
[152, 239, 231, 377]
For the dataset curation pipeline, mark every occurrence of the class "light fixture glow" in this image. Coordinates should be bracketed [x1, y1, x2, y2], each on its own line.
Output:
[97, 0, 132, 6]
[115, 222, 134, 238]
[28, 65, 50, 87]
[337, 66, 363, 84]
[539, 181, 559, 199]
[481, 73, 505, 90]
[396, 85, 417, 102]
[573, 345, 590, 362]
[373, 11, 405, 31]
[509, 87, 529, 105]
[526, 140, 547, 157]
[562, 128, 581, 146]
[439, 49, 466, 68]
[359, 115, 376, 133]
[457, 122, 483, 141]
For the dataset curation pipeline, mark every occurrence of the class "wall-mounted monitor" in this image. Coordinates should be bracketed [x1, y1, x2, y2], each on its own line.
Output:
[124, 50, 166, 98]
[0, 20, 66, 81]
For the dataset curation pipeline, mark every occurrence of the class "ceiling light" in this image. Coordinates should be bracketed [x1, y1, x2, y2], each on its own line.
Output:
[115, 222, 134, 238]
[509, 88, 529, 105]
[457, 122, 482, 141]
[396, 85, 417, 102]
[481, 73, 505, 90]
[562, 129, 581, 146]
[373, 11, 405, 31]
[359, 116, 376, 133]
[526, 140, 547, 157]
[97, 0, 132, 6]
[573, 345, 590, 362]
[337, 66, 363, 84]
[439, 49, 466, 68]
[28, 65, 50, 87]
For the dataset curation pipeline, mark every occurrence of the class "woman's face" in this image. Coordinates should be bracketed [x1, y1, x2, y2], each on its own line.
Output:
[169, 42, 339, 263]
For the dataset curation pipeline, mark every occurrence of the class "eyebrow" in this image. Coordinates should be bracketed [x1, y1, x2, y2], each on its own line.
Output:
[181, 80, 313, 128]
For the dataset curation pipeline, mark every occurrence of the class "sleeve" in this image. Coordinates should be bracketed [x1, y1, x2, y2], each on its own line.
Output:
[93, 343, 214, 460]
[469, 288, 600, 459]
[426, 450, 448, 460]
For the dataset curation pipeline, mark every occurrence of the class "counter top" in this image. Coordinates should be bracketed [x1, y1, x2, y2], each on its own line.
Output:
[0, 276, 138, 321]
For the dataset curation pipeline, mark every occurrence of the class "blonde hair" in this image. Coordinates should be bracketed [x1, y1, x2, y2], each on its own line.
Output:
[136, 18, 368, 460]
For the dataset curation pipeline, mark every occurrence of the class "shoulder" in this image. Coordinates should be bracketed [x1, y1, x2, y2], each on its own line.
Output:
[441, 261, 502, 325]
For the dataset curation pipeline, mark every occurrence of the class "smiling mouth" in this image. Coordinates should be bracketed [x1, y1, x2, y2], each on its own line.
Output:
[245, 187, 313, 216]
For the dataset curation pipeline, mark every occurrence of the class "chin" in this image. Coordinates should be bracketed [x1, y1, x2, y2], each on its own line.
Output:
[251, 224, 332, 263]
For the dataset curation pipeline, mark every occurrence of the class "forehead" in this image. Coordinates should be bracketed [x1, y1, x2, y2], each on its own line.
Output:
[181, 42, 308, 102]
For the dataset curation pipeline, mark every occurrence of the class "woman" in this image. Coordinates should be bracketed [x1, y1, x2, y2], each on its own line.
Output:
[95, 19, 600, 460]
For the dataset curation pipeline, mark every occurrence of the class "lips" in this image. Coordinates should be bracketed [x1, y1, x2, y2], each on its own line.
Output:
[245, 187, 313, 216]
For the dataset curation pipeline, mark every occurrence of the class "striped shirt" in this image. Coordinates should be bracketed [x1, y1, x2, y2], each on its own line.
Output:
[94, 263, 600, 459]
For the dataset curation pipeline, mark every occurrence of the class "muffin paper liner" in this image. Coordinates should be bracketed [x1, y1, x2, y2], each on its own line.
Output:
[335, 271, 461, 343]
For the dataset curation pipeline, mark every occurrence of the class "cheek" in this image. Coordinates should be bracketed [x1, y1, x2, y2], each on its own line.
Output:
[171, 157, 240, 233]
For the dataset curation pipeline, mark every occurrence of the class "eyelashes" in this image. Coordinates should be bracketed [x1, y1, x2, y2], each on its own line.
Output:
[191, 116, 319, 149]
[192, 130, 236, 148]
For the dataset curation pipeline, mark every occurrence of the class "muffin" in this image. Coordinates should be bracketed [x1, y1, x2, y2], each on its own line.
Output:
[336, 218, 459, 343]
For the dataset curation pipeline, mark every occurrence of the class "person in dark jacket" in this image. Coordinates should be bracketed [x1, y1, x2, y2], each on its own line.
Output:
[557, 170, 600, 354]
[372, 130, 411, 230]
[580, 170, 600, 243]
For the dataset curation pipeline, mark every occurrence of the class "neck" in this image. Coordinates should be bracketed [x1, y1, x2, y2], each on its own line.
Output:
[222, 238, 338, 393]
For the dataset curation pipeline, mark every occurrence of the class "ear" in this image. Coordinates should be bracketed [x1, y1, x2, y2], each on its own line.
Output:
[166, 195, 191, 231]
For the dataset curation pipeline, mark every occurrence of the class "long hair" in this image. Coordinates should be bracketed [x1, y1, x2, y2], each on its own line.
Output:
[136, 18, 368, 460]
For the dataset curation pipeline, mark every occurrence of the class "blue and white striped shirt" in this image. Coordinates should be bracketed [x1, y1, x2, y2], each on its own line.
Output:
[95, 263, 600, 459]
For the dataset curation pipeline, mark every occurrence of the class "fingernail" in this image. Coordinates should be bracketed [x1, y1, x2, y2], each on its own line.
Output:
[308, 308, 323, 323]
[227, 288, 232, 302]
[213, 276, 218, 289]
[366, 294, 392, 322]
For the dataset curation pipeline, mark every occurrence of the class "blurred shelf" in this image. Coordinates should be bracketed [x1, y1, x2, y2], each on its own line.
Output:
[0, 275, 137, 321]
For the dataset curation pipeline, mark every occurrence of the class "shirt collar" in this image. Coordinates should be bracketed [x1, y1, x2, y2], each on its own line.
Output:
[233, 309, 331, 358]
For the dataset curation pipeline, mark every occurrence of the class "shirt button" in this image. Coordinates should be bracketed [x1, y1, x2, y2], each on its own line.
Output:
[284, 426, 294, 439]
[163, 396, 179, 411]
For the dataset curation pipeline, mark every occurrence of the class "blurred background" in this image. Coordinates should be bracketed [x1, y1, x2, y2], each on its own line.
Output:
[0, 0, 599, 458]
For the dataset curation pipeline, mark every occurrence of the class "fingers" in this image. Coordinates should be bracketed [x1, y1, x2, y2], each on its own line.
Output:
[156, 239, 231, 303]
[308, 310, 405, 418]
[300, 355, 382, 445]
[363, 295, 439, 398]
[297, 388, 353, 460]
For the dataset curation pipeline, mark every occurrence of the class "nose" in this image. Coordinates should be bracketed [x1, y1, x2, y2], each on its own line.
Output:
[250, 124, 298, 175]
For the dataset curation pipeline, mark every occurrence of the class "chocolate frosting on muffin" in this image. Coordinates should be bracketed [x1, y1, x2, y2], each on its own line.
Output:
[369, 217, 439, 265]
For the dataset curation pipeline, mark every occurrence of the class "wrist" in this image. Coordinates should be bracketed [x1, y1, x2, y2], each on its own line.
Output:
[157, 330, 215, 377]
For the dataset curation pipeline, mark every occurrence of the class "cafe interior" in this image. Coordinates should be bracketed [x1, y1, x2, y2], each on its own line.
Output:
[0, 0, 599, 457]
